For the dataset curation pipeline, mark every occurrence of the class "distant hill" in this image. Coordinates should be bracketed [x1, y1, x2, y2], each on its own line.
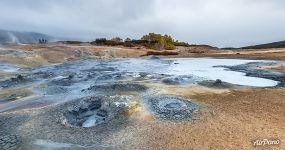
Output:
[242, 41, 285, 49]
[0, 29, 54, 44]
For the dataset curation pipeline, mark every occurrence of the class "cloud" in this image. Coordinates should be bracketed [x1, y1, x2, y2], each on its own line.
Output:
[0, 0, 284, 47]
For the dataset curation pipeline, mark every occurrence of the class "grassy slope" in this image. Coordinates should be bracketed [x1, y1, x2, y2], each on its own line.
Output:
[242, 40, 285, 49]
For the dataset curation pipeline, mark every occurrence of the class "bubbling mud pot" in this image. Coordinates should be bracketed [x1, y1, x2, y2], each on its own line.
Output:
[58, 95, 135, 128]
[144, 95, 199, 121]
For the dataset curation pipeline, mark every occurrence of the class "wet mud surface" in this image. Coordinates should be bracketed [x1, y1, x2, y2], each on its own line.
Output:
[60, 96, 133, 128]
[217, 62, 285, 87]
[161, 75, 204, 85]
[0, 135, 22, 150]
[0, 58, 284, 149]
[142, 95, 199, 121]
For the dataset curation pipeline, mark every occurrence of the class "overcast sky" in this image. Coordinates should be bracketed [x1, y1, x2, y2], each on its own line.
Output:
[0, 0, 285, 47]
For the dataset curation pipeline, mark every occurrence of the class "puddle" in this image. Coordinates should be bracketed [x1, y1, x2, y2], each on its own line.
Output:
[113, 58, 279, 87]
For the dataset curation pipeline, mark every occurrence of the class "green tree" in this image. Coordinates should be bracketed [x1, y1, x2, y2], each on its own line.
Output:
[111, 37, 123, 42]
[141, 33, 176, 50]
[125, 38, 131, 42]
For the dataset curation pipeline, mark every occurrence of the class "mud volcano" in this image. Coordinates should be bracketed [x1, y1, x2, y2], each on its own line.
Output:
[60, 96, 131, 128]
[147, 96, 198, 120]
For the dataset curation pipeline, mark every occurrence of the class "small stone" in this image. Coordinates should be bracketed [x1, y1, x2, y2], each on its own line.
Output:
[210, 111, 216, 116]
[215, 79, 222, 85]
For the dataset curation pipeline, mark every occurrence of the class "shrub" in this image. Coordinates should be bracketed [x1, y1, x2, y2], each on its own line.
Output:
[174, 41, 190, 47]
[91, 38, 107, 45]
[91, 38, 123, 46]
[125, 38, 132, 42]
[111, 37, 123, 42]
[61, 41, 83, 44]
[90, 34, 191, 50]
[141, 33, 176, 50]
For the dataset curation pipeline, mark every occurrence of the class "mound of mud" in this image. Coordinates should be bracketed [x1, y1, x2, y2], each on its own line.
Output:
[83, 83, 148, 93]
[216, 62, 285, 87]
[149, 55, 160, 59]
[48, 76, 75, 86]
[81, 66, 116, 72]
[128, 72, 168, 81]
[96, 73, 125, 81]
[31, 71, 55, 79]
[59, 96, 132, 128]
[0, 75, 30, 88]
[198, 79, 236, 88]
[145, 96, 198, 120]
[44, 86, 68, 95]
[161, 75, 202, 85]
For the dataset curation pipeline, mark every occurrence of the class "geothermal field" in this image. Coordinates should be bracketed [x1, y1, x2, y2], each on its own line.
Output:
[0, 44, 285, 149]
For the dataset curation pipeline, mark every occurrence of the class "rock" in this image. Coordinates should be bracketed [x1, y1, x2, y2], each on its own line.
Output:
[214, 79, 222, 85]
[96, 110, 108, 117]
[49, 77, 74, 86]
[67, 74, 74, 80]
[150, 55, 160, 59]
[16, 75, 24, 80]
[85, 83, 148, 93]
[210, 111, 216, 116]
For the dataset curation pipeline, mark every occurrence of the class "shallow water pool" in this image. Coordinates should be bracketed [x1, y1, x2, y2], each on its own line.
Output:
[113, 58, 279, 87]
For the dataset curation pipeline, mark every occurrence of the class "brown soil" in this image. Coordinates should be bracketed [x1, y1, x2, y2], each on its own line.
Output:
[121, 88, 285, 150]
[262, 62, 285, 73]
[142, 51, 179, 56]
[1, 44, 285, 67]
[0, 43, 284, 149]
